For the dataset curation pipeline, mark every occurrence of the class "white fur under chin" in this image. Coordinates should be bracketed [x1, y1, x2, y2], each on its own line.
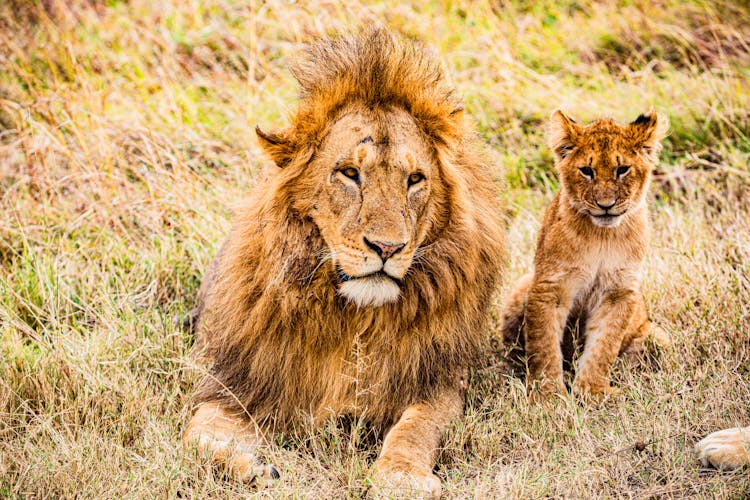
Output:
[339, 276, 401, 308]
[590, 215, 624, 228]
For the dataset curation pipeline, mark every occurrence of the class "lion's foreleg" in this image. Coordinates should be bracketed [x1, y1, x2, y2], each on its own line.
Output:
[369, 389, 463, 498]
[183, 402, 279, 483]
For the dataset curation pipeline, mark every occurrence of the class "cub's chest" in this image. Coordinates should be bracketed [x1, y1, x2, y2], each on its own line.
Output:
[573, 240, 644, 293]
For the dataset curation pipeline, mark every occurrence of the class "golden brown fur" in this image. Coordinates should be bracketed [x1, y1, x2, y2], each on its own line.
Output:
[183, 30, 505, 496]
[500, 109, 670, 398]
[696, 426, 750, 470]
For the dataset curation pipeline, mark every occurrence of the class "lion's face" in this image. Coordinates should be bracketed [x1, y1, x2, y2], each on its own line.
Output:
[550, 111, 667, 228]
[304, 107, 441, 307]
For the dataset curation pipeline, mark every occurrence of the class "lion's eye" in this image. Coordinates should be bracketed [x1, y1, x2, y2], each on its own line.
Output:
[340, 167, 360, 182]
[616, 166, 631, 178]
[579, 167, 594, 179]
[408, 172, 425, 187]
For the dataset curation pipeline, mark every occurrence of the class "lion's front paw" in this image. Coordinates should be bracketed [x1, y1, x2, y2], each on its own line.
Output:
[369, 458, 441, 498]
[696, 427, 750, 470]
[242, 463, 280, 486]
[223, 450, 280, 486]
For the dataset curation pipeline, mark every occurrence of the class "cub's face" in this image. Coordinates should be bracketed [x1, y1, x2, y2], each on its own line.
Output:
[549, 110, 668, 228]
[302, 106, 442, 307]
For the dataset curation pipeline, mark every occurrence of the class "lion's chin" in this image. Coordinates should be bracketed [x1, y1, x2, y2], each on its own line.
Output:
[338, 276, 401, 308]
[590, 213, 624, 228]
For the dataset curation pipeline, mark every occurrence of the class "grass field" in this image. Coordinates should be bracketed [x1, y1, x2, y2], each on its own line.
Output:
[1, 0, 749, 497]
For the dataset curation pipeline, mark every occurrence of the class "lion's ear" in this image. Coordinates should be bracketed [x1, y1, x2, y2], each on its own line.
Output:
[629, 108, 668, 157]
[548, 109, 579, 160]
[256, 126, 295, 168]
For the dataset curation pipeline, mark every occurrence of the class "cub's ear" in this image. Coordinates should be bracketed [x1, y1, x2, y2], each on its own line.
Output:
[548, 109, 579, 160]
[629, 109, 669, 157]
[255, 126, 295, 168]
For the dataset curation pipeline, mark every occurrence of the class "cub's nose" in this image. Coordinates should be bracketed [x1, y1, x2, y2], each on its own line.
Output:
[596, 199, 616, 210]
[364, 237, 406, 261]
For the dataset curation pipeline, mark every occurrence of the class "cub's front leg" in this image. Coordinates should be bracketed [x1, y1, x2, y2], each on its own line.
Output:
[369, 389, 462, 498]
[574, 287, 637, 397]
[524, 279, 573, 396]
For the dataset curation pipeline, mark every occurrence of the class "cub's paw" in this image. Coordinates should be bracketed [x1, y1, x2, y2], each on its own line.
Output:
[696, 427, 750, 470]
[648, 324, 671, 348]
[623, 324, 671, 358]
[369, 458, 441, 498]
[527, 378, 566, 404]
[572, 379, 621, 400]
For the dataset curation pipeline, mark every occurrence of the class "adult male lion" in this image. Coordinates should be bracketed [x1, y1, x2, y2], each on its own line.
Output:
[183, 30, 505, 496]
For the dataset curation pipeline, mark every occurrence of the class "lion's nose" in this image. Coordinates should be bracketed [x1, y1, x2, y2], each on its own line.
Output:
[364, 237, 406, 261]
[596, 198, 616, 210]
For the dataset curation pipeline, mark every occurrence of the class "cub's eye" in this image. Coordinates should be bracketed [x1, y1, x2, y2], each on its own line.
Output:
[579, 167, 594, 179]
[616, 166, 631, 178]
[408, 172, 425, 186]
[340, 167, 360, 182]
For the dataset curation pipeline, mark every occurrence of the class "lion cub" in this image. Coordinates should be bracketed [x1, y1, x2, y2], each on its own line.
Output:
[501, 109, 670, 398]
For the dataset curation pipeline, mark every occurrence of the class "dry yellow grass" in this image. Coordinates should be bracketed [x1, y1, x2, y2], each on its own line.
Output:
[1, 0, 749, 497]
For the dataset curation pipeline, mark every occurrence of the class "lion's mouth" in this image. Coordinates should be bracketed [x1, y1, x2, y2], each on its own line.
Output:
[336, 267, 404, 287]
[590, 207, 627, 218]
[593, 213, 620, 220]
